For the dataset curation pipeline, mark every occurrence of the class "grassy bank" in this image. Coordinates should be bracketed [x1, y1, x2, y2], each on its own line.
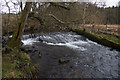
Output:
[2, 46, 37, 78]
[72, 28, 120, 51]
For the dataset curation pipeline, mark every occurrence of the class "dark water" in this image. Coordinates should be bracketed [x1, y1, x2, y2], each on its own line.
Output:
[22, 32, 120, 78]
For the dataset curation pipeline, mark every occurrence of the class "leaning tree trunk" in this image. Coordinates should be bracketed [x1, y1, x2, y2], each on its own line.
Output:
[8, 2, 32, 49]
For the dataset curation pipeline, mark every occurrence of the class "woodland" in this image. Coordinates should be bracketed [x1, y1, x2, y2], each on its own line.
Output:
[1, 1, 120, 78]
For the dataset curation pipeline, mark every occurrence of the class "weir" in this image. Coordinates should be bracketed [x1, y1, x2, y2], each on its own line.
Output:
[21, 32, 119, 78]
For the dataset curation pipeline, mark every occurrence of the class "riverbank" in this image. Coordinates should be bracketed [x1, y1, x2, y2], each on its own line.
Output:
[2, 46, 37, 78]
[71, 28, 120, 51]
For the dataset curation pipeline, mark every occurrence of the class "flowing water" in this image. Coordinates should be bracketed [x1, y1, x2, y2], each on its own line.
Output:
[22, 32, 120, 78]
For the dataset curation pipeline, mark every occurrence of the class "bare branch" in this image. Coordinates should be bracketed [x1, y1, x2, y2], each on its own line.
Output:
[47, 14, 64, 24]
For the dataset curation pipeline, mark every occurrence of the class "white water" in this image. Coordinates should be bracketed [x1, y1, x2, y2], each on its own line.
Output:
[43, 40, 88, 51]
[22, 38, 39, 45]
[22, 32, 103, 51]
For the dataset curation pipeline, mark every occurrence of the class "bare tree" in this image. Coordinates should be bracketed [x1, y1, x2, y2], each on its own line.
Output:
[8, 2, 70, 49]
[118, 1, 120, 38]
[4, 0, 11, 36]
[8, 1, 32, 48]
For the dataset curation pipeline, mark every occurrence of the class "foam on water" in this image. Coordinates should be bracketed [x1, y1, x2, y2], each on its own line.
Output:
[87, 39, 103, 47]
[22, 38, 39, 45]
[9, 35, 12, 38]
[43, 40, 88, 51]
[21, 32, 106, 51]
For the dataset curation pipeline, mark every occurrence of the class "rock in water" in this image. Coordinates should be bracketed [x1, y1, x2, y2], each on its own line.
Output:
[38, 38, 43, 42]
[38, 52, 42, 58]
[59, 58, 70, 64]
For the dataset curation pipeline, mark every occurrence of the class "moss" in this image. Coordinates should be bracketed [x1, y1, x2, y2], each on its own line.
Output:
[2, 46, 37, 78]
[72, 28, 120, 51]
[96, 33, 120, 44]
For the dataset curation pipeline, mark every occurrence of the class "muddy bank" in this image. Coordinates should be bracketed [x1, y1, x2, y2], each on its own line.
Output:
[22, 32, 120, 78]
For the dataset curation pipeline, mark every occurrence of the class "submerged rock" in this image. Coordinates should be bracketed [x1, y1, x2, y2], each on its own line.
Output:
[110, 48, 114, 51]
[58, 58, 70, 64]
[20, 47, 32, 53]
[38, 52, 42, 58]
[38, 38, 43, 42]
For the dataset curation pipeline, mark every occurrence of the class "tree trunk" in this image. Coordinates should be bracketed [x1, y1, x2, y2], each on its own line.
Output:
[82, 4, 86, 28]
[20, 1, 23, 11]
[8, 2, 32, 49]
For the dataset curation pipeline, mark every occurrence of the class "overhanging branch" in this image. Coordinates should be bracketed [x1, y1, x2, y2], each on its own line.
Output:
[28, 13, 65, 24]
[47, 14, 64, 24]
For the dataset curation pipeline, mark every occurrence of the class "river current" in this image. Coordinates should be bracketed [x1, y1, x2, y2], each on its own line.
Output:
[22, 32, 120, 78]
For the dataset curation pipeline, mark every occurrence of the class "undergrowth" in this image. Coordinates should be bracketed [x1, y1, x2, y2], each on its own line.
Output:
[2, 46, 37, 78]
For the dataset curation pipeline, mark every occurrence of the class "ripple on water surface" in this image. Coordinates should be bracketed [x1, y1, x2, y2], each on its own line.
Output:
[22, 32, 120, 78]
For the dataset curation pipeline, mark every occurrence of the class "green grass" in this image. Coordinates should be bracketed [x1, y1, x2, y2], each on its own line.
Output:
[2, 46, 36, 78]
[73, 28, 120, 44]
[95, 33, 120, 44]
[72, 28, 120, 51]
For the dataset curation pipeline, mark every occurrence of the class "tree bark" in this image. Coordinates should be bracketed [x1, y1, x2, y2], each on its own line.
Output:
[8, 2, 32, 49]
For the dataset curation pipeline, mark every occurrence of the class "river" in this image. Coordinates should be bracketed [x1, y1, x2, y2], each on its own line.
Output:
[22, 32, 120, 78]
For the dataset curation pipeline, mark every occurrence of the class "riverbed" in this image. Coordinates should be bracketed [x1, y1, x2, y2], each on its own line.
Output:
[22, 32, 120, 78]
